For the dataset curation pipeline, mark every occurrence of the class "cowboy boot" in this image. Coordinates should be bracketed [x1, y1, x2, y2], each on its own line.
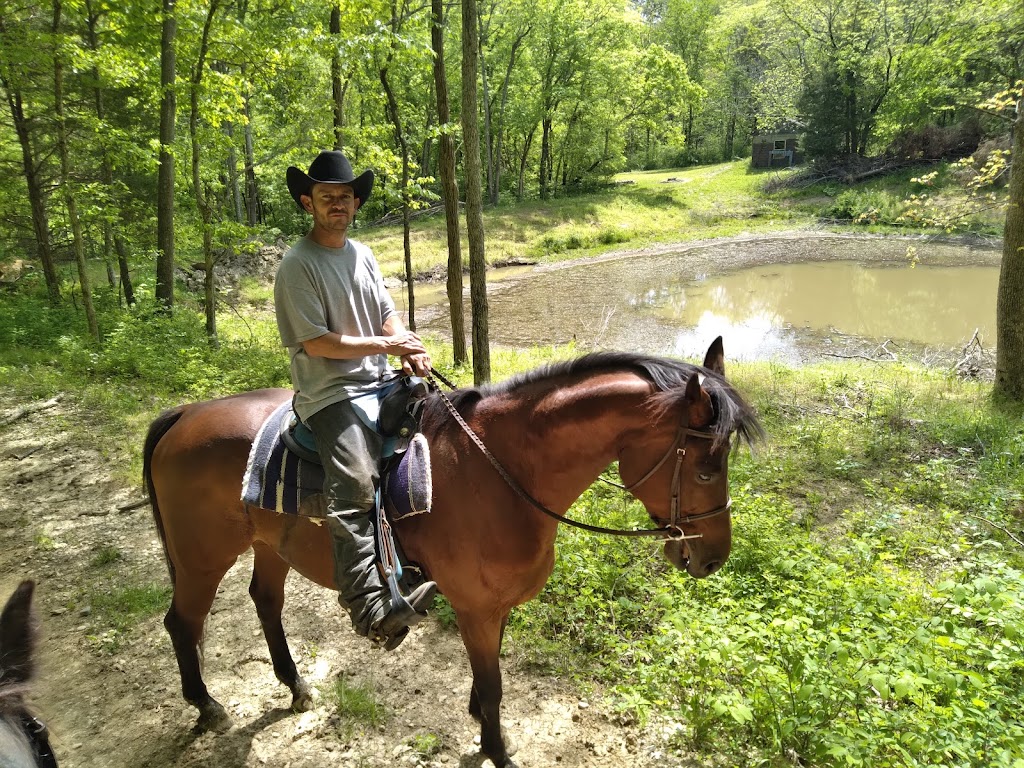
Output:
[326, 512, 437, 649]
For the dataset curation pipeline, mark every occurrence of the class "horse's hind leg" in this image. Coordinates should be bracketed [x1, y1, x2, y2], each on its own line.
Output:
[249, 542, 313, 711]
[165, 565, 234, 733]
[461, 610, 518, 768]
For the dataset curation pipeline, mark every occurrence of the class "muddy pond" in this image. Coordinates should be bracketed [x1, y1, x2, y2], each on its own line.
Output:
[408, 233, 1002, 363]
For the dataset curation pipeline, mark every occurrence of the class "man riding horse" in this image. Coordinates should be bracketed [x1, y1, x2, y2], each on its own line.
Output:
[274, 150, 437, 650]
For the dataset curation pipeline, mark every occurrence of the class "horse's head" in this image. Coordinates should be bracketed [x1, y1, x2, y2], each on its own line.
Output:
[618, 338, 758, 579]
[0, 581, 57, 768]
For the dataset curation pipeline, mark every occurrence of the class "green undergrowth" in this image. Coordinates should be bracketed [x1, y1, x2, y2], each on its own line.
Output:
[508, 362, 1024, 768]
[772, 162, 1007, 236]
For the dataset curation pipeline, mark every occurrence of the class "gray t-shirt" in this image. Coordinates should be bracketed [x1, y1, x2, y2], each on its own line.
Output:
[274, 235, 396, 421]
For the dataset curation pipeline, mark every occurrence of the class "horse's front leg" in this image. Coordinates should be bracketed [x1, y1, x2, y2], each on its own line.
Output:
[460, 609, 517, 768]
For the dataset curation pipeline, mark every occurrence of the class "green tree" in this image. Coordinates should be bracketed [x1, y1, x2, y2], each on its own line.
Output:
[52, 0, 98, 341]
[0, 3, 61, 303]
[463, 0, 490, 382]
[781, 0, 946, 158]
[156, 0, 177, 308]
[430, 0, 467, 364]
[995, 90, 1024, 402]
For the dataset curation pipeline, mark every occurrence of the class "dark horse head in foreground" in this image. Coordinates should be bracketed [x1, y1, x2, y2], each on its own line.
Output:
[144, 338, 761, 767]
[0, 581, 58, 768]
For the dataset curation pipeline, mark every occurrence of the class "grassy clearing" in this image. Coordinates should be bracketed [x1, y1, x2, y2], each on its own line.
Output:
[355, 159, 1003, 279]
[358, 162, 814, 277]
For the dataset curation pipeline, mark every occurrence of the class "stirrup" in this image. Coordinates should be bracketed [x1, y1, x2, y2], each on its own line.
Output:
[369, 580, 437, 650]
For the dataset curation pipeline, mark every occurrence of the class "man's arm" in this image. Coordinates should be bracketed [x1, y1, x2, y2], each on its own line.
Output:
[301, 315, 431, 375]
[384, 316, 432, 376]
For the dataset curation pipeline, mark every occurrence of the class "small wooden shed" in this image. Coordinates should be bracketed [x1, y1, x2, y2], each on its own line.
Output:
[751, 123, 803, 168]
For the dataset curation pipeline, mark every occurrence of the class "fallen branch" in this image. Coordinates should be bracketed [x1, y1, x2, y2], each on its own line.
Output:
[10, 444, 45, 461]
[824, 352, 897, 362]
[118, 498, 151, 513]
[0, 395, 63, 429]
[966, 513, 1024, 550]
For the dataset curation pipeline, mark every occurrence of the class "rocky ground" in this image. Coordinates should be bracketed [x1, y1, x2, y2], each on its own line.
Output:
[0, 394, 694, 768]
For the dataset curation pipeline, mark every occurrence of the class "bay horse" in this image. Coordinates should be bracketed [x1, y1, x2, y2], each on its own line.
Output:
[0, 581, 58, 768]
[144, 338, 761, 768]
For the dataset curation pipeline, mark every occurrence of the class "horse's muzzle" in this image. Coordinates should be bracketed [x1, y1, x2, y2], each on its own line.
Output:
[664, 539, 727, 579]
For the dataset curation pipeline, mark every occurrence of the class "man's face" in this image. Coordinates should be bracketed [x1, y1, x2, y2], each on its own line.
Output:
[302, 183, 360, 237]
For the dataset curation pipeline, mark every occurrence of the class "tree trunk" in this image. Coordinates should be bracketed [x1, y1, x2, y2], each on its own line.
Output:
[480, 13, 494, 212]
[53, 0, 99, 341]
[226, 122, 243, 222]
[540, 116, 552, 200]
[102, 225, 116, 289]
[156, 0, 177, 309]
[380, 66, 416, 331]
[431, 0, 466, 364]
[685, 104, 694, 157]
[86, 0, 134, 305]
[517, 126, 535, 199]
[3, 84, 60, 304]
[491, 31, 527, 206]
[113, 232, 134, 306]
[462, 0, 490, 383]
[331, 5, 347, 150]
[243, 93, 261, 225]
[995, 98, 1024, 402]
[190, 0, 221, 345]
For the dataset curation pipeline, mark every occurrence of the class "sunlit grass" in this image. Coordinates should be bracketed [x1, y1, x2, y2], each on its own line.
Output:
[359, 161, 818, 278]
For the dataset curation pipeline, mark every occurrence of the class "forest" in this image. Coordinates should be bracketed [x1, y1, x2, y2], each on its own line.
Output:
[2, 2, 1024, 766]
[1, 0, 1022, 321]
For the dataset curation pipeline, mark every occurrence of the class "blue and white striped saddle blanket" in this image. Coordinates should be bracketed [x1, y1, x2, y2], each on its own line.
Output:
[240, 400, 432, 521]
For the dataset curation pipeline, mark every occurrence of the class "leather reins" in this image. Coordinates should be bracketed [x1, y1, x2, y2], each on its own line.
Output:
[428, 373, 732, 541]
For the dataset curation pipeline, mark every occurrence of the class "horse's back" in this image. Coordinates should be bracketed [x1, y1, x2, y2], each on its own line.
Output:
[149, 389, 292, 571]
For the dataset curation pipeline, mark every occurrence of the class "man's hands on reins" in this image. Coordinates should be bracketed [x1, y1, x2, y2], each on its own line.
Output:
[380, 330, 431, 376]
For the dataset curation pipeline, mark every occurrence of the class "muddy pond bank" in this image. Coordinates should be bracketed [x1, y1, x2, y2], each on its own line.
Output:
[405, 231, 1002, 370]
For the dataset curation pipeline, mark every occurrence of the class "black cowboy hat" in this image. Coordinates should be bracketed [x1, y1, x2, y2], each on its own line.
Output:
[286, 150, 375, 210]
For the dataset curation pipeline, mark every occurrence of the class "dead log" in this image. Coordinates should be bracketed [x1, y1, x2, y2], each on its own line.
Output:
[0, 395, 63, 429]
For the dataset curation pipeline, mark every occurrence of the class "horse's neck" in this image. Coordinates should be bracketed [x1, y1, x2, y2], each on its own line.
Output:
[490, 375, 653, 512]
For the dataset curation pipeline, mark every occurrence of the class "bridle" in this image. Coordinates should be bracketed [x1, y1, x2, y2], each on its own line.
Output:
[428, 374, 732, 541]
[16, 712, 58, 768]
[599, 410, 733, 538]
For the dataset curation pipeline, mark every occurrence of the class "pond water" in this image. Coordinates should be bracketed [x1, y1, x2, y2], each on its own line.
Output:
[410, 234, 1001, 363]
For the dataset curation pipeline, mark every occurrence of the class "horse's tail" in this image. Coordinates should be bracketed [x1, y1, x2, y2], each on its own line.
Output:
[143, 406, 186, 585]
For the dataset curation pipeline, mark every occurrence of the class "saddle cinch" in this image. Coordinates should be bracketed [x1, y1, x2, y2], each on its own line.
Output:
[245, 375, 434, 617]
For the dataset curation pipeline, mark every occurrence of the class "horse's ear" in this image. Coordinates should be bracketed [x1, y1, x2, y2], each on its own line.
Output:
[684, 372, 703, 402]
[0, 580, 37, 684]
[703, 336, 725, 376]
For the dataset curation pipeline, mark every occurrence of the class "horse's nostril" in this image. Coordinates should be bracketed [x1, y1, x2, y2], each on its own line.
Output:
[703, 560, 721, 576]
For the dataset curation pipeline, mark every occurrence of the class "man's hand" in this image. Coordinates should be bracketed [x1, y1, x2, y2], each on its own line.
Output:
[381, 331, 427, 357]
[401, 351, 432, 377]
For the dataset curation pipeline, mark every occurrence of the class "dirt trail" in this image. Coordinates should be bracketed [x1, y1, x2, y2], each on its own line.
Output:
[0, 395, 687, 768]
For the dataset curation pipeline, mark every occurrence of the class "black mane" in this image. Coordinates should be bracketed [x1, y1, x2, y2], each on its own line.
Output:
[433, 351, 763, 448]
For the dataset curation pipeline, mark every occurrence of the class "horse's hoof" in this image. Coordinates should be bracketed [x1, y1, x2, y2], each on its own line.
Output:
[291, 684, 315, 712]
[194, 701, 232, 734]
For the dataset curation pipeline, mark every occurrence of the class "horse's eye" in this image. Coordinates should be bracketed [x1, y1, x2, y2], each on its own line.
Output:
[697, 472, 715, 483]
